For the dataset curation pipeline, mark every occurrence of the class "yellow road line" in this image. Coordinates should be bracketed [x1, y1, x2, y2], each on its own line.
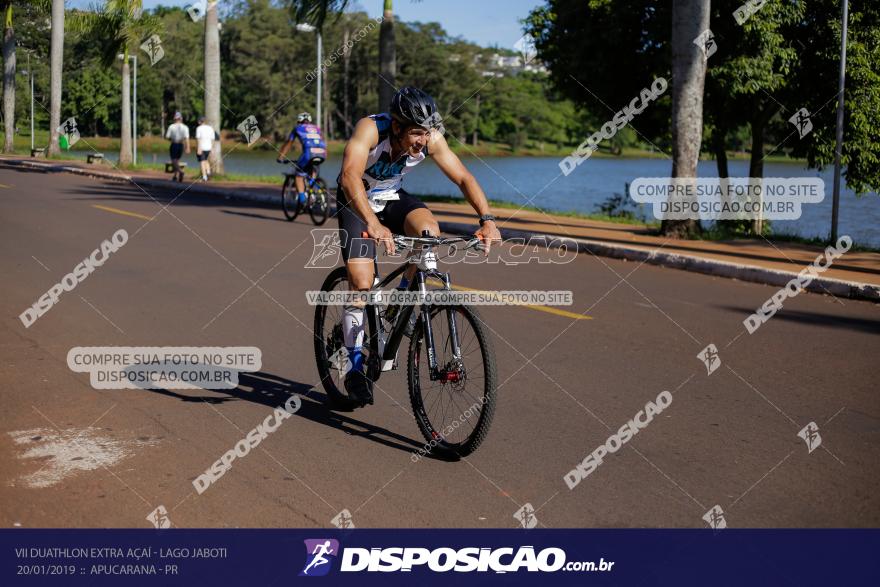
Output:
[0, 183, 13, 188]
[427, 279, 591, 321]
[92, 204, 154, 221]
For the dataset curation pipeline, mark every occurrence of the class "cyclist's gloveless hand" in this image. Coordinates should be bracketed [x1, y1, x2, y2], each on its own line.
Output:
[474, 221, 501, 255]
[366, 223, 395, 255]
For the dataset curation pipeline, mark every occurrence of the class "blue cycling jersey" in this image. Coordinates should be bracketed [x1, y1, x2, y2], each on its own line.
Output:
[289, 123, 327, 162]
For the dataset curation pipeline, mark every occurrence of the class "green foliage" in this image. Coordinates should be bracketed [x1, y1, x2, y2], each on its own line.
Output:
[785, 0, 880, 195]
[11, 0, 580, 152]
[526, 0, 880, 194]
[524, 0, 672, 145]
[9, 1, 52, 132]
[593, 191, 638, 221]
[67, 1, 161, 67]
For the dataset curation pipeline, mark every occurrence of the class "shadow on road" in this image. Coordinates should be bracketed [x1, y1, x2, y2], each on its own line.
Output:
[64, 182, 281, 211]
[220, 209, 290, 222]
[719, 305, 880, 335]
[136, 370, 457, 461]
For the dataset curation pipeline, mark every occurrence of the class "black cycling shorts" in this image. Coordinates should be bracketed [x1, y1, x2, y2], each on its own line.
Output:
[336, 186, 428, 261]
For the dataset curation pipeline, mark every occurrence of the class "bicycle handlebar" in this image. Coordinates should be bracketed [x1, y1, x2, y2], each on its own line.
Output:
[359, 231, 484, 251]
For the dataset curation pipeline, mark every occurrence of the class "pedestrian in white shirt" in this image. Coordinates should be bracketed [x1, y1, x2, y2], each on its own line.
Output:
[165, 112, 190, 182]
[195, 116, 216, 182]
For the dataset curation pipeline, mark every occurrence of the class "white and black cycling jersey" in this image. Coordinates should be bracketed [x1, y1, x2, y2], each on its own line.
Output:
[358, 113, 427, 212]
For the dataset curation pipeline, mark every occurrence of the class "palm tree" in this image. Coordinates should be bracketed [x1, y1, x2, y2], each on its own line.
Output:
[204, 0, 223, 174]
[289, 0, 397, 112]
[47, 0, 64, 156]
[377, 0, 395, 111]
[661, 0, 710, 238]
[69, 0, 158, 166]
[2, 0, 16, 153]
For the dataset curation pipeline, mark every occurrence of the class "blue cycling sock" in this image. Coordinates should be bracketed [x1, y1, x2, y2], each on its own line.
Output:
[297, 191, 307, 203]
[397, 276, 409, 290]
[347, 346, 364, 373]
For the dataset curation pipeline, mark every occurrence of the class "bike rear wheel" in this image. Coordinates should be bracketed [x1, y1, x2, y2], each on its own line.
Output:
[407, 304, 497, 457]
[281, 175, 301, 221]
[309, 177, 330, 225]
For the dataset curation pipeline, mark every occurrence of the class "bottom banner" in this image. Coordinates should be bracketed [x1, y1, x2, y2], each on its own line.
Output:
[3, 529, 877, 585]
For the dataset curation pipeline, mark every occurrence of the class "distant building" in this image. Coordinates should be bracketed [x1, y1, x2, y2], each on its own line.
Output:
[476, 52, 548, 77]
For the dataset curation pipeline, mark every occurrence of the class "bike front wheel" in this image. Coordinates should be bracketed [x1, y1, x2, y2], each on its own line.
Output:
[309, 177, 330, 225]
[407, 304, 497, 457]
[281, 176, 301, 221]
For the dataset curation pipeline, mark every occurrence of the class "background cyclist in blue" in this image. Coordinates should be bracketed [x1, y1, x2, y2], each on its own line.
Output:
[277, 112, 328, 205]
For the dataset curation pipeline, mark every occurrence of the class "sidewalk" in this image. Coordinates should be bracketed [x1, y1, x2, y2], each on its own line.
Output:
[3, 155, 878, 301]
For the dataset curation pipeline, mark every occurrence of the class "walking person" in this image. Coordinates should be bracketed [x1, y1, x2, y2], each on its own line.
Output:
[195, 116, 216, 182]
[165, 112, 190, 182]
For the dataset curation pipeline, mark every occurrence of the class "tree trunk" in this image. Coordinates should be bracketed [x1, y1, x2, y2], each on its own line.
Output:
[343, 27, 350, 129]
[2, 2, 15, 153]
[378, 0, 395, 112]
[472, 93, 480, 145]
[323, 55, 330, 133]
[661, 0, 710, 238]
[47, 0, 64, 156]
[712, 125, 727, 178]
[749, 117, 764, 235]
[119, 56, 133, 166]
[205, 0, 223, 174]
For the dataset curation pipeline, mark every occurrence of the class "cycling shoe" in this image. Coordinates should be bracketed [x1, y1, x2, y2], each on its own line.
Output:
[344, 370, 374, 406]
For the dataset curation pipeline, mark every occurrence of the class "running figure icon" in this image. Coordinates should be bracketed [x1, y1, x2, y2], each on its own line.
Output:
[301, 540, 337, 576]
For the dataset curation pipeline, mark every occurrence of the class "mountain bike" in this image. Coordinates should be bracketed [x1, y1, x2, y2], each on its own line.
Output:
[280, 159, 330, 225]
[313, 233, 497, 457]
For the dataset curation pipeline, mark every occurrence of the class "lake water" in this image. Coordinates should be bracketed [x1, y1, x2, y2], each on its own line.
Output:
[130, 150, 879, 247]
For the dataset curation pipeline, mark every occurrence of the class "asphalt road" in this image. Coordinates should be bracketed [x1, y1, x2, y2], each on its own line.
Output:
[1, 165, 878, 529]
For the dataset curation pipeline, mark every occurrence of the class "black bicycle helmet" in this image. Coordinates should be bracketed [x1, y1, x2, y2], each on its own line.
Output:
[390, 87, 442, 130]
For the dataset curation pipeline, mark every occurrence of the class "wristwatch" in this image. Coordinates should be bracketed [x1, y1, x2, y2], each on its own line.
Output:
[478, 214, 496, 226]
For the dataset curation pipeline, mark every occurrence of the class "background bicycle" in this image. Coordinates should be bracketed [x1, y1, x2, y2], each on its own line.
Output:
[280, 159, 331, 225]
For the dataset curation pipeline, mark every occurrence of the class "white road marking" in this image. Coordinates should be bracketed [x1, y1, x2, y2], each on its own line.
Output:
[7, 427, 158, 489]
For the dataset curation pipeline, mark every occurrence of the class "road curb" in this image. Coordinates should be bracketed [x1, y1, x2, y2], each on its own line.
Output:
[438, 222, 880, 303]
[3, 157, 877, 302]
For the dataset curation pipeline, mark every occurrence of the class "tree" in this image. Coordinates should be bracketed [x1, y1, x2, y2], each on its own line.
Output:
[2, 0, 15, 152]
[662, 0, 710, 238]
[377, 0, 394, 111]
[288, 0, 397, 112]
[69, 0, 159, 166]
[4, 1, 51, 153]
[525, 0, 880, 237]
[525, 0, 673, 145]
[47, 0, 64, 156]
[204, 0, 223, 173]
[786, 0, 880, 196]
[221, 0, 319, 140]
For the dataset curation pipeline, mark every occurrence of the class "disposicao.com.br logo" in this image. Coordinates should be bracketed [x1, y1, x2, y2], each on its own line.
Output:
[300, 540, 613, 575]
[300, 539, 340, 577]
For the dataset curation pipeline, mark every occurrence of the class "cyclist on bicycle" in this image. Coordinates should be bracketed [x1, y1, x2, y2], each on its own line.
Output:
[337, 86, 501, 405]
[277, 112, 328, 205]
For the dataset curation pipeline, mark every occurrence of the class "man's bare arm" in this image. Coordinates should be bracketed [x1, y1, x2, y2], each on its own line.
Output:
[429, 131, 501, 249]
[340, 118, 395, 252]
[277, 138, 295, 160]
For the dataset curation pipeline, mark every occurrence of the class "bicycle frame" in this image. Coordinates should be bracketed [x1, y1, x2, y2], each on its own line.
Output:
[364, 243, 462, 384]
[284, 164, 320, 193]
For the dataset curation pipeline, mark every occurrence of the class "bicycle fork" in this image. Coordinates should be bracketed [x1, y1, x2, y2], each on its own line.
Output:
[414, 271, 463, 382]
[368, 270, 463, 383]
